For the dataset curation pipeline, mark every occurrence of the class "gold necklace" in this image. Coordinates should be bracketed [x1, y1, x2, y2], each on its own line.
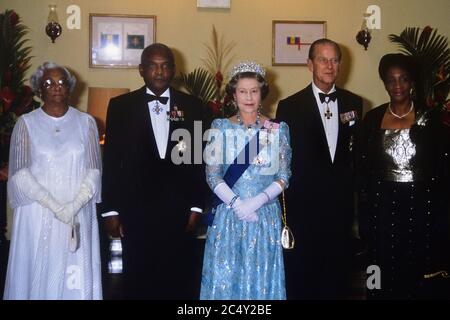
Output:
[388, 102, 414, 119]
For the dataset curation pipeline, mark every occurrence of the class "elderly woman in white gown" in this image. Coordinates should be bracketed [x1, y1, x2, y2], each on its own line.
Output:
[3, 62, 102, 300]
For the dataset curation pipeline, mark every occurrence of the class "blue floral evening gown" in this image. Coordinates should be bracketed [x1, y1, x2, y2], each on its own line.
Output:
[200, 118, 292, 300]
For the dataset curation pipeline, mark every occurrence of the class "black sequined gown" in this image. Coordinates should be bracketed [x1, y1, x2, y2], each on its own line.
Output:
[357, 104, 450, 299]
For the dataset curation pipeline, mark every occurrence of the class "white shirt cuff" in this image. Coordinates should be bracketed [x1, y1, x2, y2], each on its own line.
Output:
[101, 211, 119, 217]
[190, 207, 203, 213]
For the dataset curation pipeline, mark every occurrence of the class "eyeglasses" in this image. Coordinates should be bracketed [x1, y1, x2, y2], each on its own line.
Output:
[315, 57, 340, 65]
[42, 78, 70, 90]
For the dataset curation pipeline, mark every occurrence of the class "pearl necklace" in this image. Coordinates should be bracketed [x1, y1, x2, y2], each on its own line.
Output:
[388, 102, 414, 119]
[237, 110, 261, 129]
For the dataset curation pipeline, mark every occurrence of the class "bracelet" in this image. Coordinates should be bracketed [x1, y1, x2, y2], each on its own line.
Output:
[227, 195, 239, 209]
[262, 191, 271, 202]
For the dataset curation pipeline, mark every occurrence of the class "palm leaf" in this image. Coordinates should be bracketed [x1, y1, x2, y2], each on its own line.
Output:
[0, 10, 33, 88]
[201, 25, 235, 76]
[389, 26, 450, 107]
[180, 25, 236, 118]
[0, 8, 36, 135]
[180, 68, 216, 103]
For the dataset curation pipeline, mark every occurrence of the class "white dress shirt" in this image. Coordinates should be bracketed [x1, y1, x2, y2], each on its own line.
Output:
[147, 87, 170, 159]
[311, 82, 339, 162]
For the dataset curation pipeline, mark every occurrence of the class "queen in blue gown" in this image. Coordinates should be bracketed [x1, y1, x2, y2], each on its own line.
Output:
[200, 61, 292, 300]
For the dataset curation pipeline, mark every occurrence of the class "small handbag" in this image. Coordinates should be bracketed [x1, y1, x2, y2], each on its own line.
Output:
[280, 191, 295, 249]
[69, 216, 80, 253]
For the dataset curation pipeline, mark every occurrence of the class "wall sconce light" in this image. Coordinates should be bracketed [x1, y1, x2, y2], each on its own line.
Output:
[46, 4, 62, 43]
[87, 87, 130, 144]
[356, 13, 372, 50]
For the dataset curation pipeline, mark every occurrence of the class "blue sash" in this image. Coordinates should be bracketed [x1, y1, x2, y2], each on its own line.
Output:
[204, 130, 260, 226]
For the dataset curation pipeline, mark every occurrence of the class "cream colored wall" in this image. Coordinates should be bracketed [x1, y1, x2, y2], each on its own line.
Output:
[2, 0, 449, 238]
[1, 0, 449, 113]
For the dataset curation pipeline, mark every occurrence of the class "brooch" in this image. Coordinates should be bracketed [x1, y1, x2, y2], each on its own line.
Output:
[263, 119, 280, 131]
[260, 120, 280, 146]
[252, 154, 267, 166]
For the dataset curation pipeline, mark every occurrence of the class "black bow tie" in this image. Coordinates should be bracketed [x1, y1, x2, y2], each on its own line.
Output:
[147, 94, 169, 105]
[319, 92, 337, 103]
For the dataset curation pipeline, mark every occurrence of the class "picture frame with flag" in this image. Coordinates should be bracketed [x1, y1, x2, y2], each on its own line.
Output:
[272, 20, 326, 66]
[89, 14, 156, 68]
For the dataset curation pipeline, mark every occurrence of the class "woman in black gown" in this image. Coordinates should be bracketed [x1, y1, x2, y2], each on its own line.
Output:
[357, 53, 450, 299]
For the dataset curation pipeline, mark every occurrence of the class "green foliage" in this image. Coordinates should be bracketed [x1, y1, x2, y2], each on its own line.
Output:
[389, 26, 449, 109]
[0, 9, 33, 91]
[180, 25, 235, 118]
[201, 25, 235, 80]
[180, 68, 216, 103]
[0, 9, 36, 161]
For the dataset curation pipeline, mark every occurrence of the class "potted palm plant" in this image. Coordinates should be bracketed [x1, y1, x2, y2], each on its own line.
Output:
[389, 26, 450, 125]
[0, 9, 37, 243]
[0, 9, 37, 161]
[180, 25, 235, 119]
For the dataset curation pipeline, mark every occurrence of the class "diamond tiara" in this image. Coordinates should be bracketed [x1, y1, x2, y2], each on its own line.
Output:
[228, 61, 266, 79]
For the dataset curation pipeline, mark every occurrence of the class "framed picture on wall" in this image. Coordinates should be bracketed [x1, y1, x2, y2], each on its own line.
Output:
[89, 14, 156, 68]
[272, 20, 326, 66]
[197, 0, 231, 8]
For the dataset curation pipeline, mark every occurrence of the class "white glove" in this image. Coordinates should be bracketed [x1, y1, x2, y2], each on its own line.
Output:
[56, 170, 98, 224]
[262, 181, 283, 201]
[55, 184, 91, 224]
[232, 198, 258, 222]
[233, 194, 266, 222]
[38, 192, 65, 218]
[12, 168, 50, 202]
[233, 182, 283, 223]
[73, 179, 95, 213]
[213, 182, 256, 220]
[11, 168, 64, 216]
[54, 203, 74, 224]
[55, 170, 99, 224]
[213, 182, 238, 206]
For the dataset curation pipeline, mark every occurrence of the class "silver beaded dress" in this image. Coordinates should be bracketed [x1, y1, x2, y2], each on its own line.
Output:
[200, 118, 292, 300]
[357, 104, 450, 299]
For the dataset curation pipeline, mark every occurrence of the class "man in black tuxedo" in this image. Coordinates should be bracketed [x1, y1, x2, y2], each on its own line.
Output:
[101, 43, 205, 299]
[276, 39, 363, 299]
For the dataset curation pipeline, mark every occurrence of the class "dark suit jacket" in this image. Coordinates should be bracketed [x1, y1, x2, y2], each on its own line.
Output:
[276, 84, 362, 298]
[356, 103, 450, 244]
[100, 86, 206, 299]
